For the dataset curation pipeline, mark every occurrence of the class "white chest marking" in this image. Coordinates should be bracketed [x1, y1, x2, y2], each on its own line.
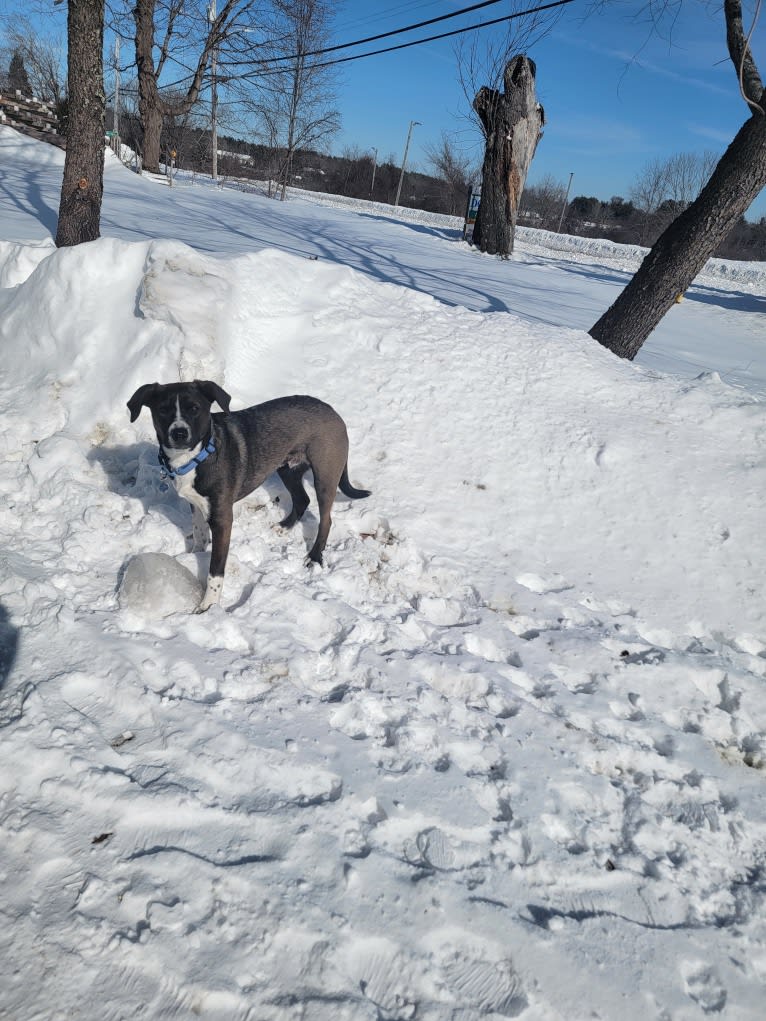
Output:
[162, 443, 211, 521]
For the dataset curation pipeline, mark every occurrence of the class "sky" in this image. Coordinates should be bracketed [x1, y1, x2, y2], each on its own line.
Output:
[328, 0, 766, 216]
[1, 0, 764, 217]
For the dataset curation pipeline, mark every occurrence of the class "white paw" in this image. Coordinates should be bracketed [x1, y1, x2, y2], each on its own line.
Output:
[196, 575, 223, 612]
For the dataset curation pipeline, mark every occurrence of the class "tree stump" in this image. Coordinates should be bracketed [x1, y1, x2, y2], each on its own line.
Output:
[473, 55, 544, 257]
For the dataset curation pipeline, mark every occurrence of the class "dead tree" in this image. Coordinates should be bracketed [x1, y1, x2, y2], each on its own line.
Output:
[55, 0, 105, 248]
[472, 55, 544, 257]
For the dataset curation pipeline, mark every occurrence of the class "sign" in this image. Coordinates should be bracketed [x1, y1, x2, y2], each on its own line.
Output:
[463, 188, 481, 243]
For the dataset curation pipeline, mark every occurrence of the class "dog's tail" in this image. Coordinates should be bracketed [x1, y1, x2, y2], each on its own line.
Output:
[339, 465, 371, 500]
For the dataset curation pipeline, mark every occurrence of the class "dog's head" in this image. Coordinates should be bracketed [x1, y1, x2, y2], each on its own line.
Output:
[127, 380, 231, 450]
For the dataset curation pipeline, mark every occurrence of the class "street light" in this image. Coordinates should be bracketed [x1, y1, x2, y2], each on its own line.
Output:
[394, 120, 420, 207]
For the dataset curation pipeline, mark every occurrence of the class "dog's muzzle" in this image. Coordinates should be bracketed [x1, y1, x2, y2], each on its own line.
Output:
[169, 425, 191, 446]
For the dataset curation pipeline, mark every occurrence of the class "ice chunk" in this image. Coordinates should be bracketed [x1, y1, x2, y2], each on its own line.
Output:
[119, 552, 203, 616]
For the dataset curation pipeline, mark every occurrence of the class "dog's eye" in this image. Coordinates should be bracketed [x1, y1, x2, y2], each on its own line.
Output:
[188, 403, 200, 414]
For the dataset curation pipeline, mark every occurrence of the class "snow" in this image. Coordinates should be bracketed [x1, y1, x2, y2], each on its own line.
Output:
[0, 124, 765, 1019]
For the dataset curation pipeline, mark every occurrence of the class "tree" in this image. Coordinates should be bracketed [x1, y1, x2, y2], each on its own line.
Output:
[424, 133, 475, 215]
[471, 55, 544, 255]
[8, 51, 32, 96]
[629, 156, 671, 245]
[249, 0, 341, 200]
[589, 0, 766, 359]
[130, 0, 257, 174]
[629, 150, 719, 245]
[456, 3, 563, 256]
[55, 0, 106, 248]
[0, 14, 67, 114]
[568, 195, 602, 224]
[520, 174, 567, 230]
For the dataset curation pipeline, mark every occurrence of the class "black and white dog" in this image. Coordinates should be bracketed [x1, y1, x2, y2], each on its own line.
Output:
[127, 380, 370, 612]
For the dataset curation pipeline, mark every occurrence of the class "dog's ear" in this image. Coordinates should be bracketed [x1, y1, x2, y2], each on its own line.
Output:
[194, 380, 231, 413]
[127, 383, 160, 422]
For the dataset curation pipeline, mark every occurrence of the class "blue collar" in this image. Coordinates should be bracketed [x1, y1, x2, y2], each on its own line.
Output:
[158, 436, 216, 479]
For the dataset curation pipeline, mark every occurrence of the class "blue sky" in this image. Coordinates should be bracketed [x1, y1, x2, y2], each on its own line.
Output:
[1, 0, 763, 218]
[329, 0, 766, 218]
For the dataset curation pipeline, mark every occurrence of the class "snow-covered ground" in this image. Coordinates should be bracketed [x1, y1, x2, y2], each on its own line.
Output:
[0, 126, 765, 1020]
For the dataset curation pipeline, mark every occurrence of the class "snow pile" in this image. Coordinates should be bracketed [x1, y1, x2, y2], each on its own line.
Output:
[0, 128, 765, 1020]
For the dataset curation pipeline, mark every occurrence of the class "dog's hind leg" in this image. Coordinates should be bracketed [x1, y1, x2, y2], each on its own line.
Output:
[306, 473, 338, 566]
[277, 464, 311, 528]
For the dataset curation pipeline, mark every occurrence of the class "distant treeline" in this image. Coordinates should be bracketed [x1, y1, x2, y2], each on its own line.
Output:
[520, 186, 766, 262]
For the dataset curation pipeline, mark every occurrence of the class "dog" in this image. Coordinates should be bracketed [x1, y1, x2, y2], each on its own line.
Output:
[127, 380, 370, 612]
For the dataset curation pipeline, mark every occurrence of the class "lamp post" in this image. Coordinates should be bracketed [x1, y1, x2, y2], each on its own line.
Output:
[394, 120, 420, 207]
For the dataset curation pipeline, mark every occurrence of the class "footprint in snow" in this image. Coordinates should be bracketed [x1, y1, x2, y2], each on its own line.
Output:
[682, 962, 727, 1013]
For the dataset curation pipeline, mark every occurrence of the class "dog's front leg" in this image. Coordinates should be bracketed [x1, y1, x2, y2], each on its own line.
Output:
[190, 503, 210, 552]
[196, 502, 233, 613]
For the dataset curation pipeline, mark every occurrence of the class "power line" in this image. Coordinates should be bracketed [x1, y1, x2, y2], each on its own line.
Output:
[333, 0, 446, 38]
[236, 0, 574, 82]
[162, 0, 574, 93]
[243, 0, 515, 66]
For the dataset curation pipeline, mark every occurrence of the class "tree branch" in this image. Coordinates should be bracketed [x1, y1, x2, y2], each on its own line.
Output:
[725, 0, 765, 113]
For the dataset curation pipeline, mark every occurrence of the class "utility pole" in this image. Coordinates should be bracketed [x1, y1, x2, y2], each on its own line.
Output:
[113, 35, 121, 146]
[394, 120, 420, 207]
[557, 172, 574, 233]
[209, 0, 218, 182]
[370, 147, 377, 197]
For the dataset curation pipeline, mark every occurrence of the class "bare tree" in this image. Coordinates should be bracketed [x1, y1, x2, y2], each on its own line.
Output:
[472, 55, 544, 255]
[629, 157, 672, 245]
[55, 0, 105, 247]
[129, 0, 259, 174]
[248, 0, 340, 200]
[590, 0, 766, 359]
[424, 133, 475, 215]
[456, 4, 563, 256]
[520, 174, 567, 230]
[630, 150, 720, 244]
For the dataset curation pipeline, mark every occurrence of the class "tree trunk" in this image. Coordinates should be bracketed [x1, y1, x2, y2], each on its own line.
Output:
[589, 105, 766, 360]
[589, 1, 766, 360]
[141, 99, 164, 175]
[473, 55, 543, 257]
[132, 0, 233, 175]
[55, 0, 105, 248]
[279, 53, 304, 201]
[134, 0, 162, 172]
